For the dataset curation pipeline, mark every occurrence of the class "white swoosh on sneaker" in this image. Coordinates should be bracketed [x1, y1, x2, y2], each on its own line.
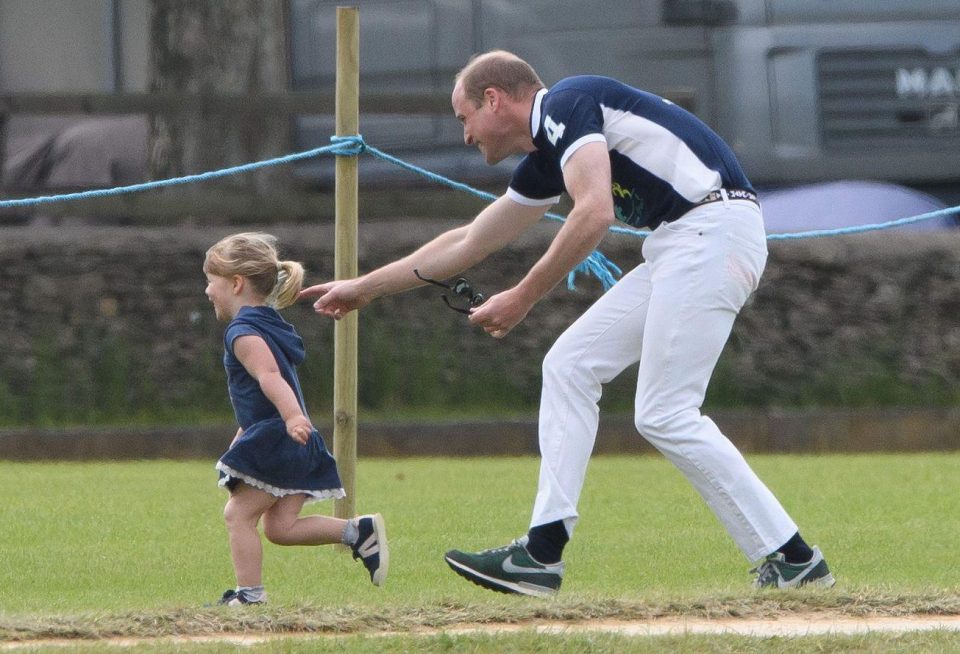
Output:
[501, 554, 549, 575]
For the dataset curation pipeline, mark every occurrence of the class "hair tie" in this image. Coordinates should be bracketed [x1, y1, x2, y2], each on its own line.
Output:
[266, 264, 288, 307]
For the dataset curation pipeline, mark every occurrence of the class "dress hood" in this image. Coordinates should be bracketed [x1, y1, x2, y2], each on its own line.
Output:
[230, 305, 305, 366]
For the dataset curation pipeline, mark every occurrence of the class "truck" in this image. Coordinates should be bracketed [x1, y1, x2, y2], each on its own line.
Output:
[2, 0, 959, 206]
[291, 0, 960, 203]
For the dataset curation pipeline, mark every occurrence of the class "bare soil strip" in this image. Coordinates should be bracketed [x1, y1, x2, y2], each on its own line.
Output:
[496, 614, 960, 637]
[3, 614, 960, 648]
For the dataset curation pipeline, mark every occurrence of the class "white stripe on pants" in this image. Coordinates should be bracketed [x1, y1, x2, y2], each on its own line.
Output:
[531, 199, 798, 561]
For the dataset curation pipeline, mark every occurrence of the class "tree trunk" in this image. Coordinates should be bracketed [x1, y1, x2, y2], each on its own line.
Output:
[147, 0, 291, 193]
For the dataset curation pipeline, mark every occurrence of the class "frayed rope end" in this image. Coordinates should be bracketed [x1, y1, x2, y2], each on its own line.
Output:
[566, 250, 622, 291]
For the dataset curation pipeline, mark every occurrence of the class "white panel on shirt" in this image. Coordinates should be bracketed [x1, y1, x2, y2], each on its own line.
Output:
[600, 105, 721, 201]
[506, 187, 560, 206]
[559, 134, 608, 169]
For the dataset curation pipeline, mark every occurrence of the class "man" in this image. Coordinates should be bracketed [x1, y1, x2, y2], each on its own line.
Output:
[300, 50, 834, 596]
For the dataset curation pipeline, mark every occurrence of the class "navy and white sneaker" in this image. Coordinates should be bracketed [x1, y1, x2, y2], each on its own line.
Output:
[216, 588, 265, 606]
[352, 513, 389, 586]
[752, 546, 836, 589]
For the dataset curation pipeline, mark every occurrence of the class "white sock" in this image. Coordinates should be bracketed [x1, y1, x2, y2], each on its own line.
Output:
[237, 585, 266, 602]
[341, 519, 359, 546]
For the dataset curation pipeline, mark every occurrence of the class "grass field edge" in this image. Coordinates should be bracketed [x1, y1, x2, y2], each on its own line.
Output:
[3, 591, 960, 642]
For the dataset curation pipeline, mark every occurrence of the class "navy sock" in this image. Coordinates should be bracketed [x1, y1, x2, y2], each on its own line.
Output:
[525, 520, 568, 564]
[777, 532, 814, 564]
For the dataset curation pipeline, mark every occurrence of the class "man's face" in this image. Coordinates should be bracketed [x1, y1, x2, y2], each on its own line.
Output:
[452, 81, 513, 165]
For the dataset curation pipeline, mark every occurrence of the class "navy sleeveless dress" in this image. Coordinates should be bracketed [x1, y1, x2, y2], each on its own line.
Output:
[216, 305, 344, 503]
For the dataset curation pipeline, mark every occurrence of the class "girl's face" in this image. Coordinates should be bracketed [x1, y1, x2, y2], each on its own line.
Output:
[204, 271, 239, 322]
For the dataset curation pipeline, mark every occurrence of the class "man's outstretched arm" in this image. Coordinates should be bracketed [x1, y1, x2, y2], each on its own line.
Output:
[469, 141, 615, 337]
[299, 194, 549, 318]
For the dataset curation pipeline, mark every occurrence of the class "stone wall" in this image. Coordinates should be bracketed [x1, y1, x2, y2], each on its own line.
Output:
[2, 407, 958, 460]
[0, 222, 958, 427]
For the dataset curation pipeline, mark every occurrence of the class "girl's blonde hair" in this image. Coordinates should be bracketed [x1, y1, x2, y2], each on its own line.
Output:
[204, 232, 304, 309]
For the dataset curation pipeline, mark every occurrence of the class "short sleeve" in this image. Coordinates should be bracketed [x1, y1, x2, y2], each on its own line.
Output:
[542, 89, 607, 169]
[508, 154, 564, 205]
[224, 323, 261, 355]
[507, 87, 607, 204]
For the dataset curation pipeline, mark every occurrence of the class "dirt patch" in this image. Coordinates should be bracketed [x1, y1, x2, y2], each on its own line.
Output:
[3, 613, 960, 648]
[491, 614, 960, 637]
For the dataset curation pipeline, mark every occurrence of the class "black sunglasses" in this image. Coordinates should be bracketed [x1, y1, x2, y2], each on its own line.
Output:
[414, 269, 485, 315]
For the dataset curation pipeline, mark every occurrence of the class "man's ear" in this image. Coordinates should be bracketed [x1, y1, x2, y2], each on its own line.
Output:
[484, 87, 500, 110]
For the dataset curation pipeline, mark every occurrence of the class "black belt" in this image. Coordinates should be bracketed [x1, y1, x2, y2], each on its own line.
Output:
[696, 189, 759, 206]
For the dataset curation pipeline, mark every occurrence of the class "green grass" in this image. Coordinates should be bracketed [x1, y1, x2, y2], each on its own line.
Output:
[5, 632, 960, 654]
[1, 453, 959, 651]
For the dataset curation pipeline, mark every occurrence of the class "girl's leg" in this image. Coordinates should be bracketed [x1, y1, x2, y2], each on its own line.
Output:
[223, 483, 277, 587]
[263, 500, 389, 586]
[262, 493, 348, 546]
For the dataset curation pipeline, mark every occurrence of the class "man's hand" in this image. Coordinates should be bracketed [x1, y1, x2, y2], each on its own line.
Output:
[468, 286, 535, 338]
[299, 279, 367, 320]
[285, 414, 313, 445]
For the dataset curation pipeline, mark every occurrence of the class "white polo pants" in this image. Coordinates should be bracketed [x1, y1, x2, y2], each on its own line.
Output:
[531, 199, 797, 561]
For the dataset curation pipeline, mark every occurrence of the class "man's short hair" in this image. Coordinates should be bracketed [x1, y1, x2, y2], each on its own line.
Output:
[455, 50, 544, 106]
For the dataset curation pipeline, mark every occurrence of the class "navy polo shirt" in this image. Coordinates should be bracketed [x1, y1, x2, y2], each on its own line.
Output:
[507, 75, 754, 229]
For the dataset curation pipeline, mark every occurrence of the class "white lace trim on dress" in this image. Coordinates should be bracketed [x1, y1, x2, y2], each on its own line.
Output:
[216, 462, 346, 503]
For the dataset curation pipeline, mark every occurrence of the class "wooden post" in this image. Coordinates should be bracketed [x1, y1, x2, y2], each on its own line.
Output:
[333, 6, 359, 521]
[0, 110, 6, 189]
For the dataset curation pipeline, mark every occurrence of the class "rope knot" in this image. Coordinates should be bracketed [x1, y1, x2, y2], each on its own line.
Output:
[330, 134, 366, 156]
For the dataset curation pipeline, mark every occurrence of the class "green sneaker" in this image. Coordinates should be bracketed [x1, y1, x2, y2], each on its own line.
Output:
[444, 536, 564, 597]
[752, 545, 836, 589]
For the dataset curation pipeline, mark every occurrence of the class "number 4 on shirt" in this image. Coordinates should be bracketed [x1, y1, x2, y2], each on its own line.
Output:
[544, 114, 566, 145]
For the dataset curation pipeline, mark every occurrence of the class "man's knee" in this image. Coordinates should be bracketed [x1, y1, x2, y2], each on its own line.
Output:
[634, 405, 697, 440]
[634, 410, 663, 439]
[543, 341, 594, 389]
[542, 342, 569, 380]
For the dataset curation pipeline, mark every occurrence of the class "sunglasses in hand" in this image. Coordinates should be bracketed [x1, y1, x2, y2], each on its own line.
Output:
[414, 269, 485, 315]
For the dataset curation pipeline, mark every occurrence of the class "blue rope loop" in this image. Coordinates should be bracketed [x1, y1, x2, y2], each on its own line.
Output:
[1, 133, 958, 291]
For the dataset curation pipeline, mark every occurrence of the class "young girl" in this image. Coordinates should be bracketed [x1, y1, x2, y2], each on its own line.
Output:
[203, 232, 388, 606]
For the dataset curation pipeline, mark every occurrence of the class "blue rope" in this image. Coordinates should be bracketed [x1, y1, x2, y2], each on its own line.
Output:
[359, 141, 960, 283]
[0, 138, 362, 209]
[766, 205, 960, 240]
[2, 133, 957, 289]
